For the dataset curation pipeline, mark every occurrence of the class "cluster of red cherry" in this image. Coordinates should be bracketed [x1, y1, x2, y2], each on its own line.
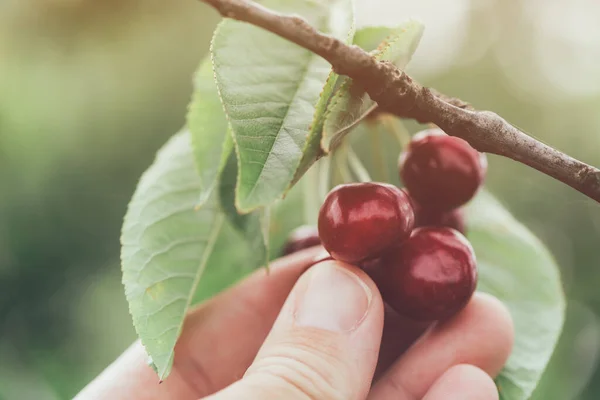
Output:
[283, 128, 488, 322]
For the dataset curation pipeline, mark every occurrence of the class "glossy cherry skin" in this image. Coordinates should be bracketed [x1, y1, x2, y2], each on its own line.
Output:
[282, 226, 321, 256]
[413, 199, 466, 236]
[415, 207, 466, 234]
[318, 182, 415, 264]
[403, 189, 466, 234]
[399, 129, 487, 212]
[377, 227, 477, 321]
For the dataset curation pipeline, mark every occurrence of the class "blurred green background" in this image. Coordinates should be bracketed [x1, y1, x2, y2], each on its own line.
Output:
[1, 0, 599, 398]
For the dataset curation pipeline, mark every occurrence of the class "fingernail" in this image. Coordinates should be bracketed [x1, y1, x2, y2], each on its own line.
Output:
[294, 262, 371, 332]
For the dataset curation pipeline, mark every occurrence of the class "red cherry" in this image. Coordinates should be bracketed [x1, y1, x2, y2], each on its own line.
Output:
[282, 226, 321, 256]
[399, 129, 487, 212]
[377, 227, 477, 321]
[416, 207, 466, 234]
[405, 192, 466, 234]
[318, 182, 415, 264]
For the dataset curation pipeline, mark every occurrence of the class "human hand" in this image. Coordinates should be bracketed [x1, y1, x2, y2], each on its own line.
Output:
[76, 246, 513, 400]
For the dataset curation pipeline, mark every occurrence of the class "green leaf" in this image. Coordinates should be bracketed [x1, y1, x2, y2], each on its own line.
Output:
[288, 71, 339, 190]
[530, 302, 600, 400]
[321, 19, 424, 151]
[353, 26, 396, 52]
[187, 56, 231, 207]
[191, 218, 261, 305]
[121, 130, 225, 380]
[289, 0, 357, 189]
[467, 191, 565, 400]
[212, 0, 355, 212]
[269, 182, 307, 257]
[218, 150, 269, 267]
[289, 1, 358, 189]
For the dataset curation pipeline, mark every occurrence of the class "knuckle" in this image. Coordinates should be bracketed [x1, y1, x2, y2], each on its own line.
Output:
[246, 331, 348, 400]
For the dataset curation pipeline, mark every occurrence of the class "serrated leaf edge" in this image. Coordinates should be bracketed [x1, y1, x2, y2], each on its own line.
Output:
[284, 0, 357, 192]
[207, 21, 251, 217]
[186, 44, 233, 210]
[320, 19, 424, 152]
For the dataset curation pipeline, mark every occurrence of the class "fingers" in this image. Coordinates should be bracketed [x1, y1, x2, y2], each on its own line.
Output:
[75, 247, 325, 400]
[374, 305, 431, 381]
[369, 292, 514, 400]
[423, 365, 499, 400]
[74, 341, 182, 400]
[77, 248, 515, 400]
[169, 247, 329, 395]
[208, 260, 385, 400]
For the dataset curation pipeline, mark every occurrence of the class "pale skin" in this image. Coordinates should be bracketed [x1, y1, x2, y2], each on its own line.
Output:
[76, 247, 514, 400]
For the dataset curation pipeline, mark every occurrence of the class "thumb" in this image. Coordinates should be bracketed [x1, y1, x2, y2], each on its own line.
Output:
[207, 260, 384, 400]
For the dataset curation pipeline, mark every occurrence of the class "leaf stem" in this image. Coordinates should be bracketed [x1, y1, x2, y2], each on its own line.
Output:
[318, 156, 331, 201]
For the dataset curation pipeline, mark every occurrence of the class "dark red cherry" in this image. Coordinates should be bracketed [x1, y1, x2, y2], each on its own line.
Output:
[282, 226, 321, 256]
[403, 189, 466, 234]
[377, 227, 477, 321]
[416, 207, 466, 234]
[399, 129, 487, 212]
[410, 197, 466, 235]
[318, 182, 414, 264]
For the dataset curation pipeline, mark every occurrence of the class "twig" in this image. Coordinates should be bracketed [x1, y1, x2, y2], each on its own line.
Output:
[200, 0, 600, 203]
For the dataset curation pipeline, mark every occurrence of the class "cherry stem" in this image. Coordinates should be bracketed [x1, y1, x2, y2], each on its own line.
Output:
[370, 122, 389, 183]
[381, 115, 411, 149]
[335, 143, 353, 183]
[302, 163, 321, 224]
[259, 207, 271, 273]
[347, 146, 372, 182]
[318, 155, 331, 202]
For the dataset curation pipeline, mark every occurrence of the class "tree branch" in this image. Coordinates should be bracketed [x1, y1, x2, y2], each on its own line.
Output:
[201, 0, 600, 203]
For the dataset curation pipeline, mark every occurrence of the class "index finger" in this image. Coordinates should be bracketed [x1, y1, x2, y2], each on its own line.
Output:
[75, 246, 326, 400]
[369, 292, 514, 400]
